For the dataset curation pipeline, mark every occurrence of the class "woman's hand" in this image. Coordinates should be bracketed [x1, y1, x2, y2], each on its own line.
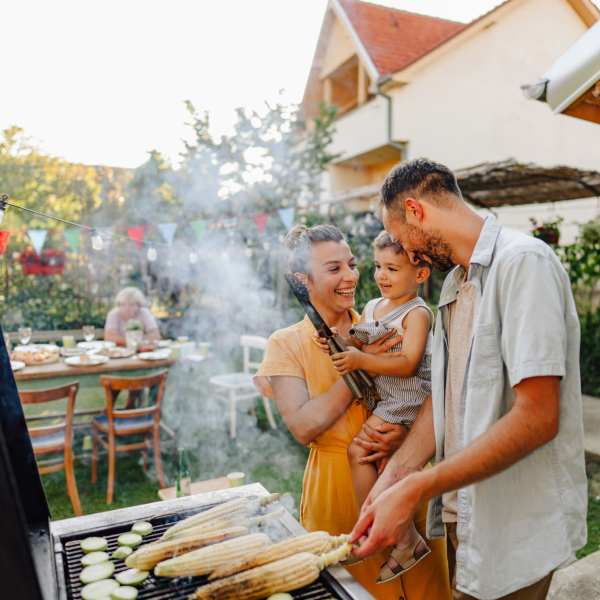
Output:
[352, 421, 408, 465]
[362, 330, 402, 355]
[331, 347, 363, 375]
[312, 327, 340, 354]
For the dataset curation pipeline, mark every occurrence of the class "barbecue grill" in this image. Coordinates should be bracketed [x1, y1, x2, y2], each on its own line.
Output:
[0, 326, 373, 600]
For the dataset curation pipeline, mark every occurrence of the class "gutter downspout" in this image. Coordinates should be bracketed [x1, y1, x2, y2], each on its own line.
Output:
[375, 75, 408, 158]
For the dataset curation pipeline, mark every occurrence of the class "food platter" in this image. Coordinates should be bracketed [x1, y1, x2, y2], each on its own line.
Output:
[137, 349, 172, 361]
[11, 344, 60, 365]
[10, 360, 26, 372]
[65, 355, 110, 367]
[97, 346, 136, 359]
[77, 341, 116, 351]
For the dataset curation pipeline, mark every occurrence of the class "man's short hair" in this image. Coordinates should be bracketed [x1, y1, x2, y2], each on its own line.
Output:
[380, 158, 462, 219]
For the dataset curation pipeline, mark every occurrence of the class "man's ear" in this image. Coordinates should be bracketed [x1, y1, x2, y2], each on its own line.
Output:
[293, 272, 309, 287]
[404, 197, 425, 223]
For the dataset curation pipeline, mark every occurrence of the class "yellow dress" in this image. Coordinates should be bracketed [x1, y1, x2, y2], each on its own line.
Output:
[256, 315, 451, 600]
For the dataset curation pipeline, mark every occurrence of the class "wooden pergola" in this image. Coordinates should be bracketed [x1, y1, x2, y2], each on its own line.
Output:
[326, 158, 600, 209]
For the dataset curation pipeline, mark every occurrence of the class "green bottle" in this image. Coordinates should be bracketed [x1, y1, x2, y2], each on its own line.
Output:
[175, 447, 191, 498]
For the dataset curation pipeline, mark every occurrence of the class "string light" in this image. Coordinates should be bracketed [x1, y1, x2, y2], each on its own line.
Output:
[147, 246, 158, 262]
[0, 195, 7, 225]
[189, 251, 198, 264]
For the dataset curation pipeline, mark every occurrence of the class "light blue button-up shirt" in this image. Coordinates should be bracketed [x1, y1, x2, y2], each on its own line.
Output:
[426, 216, 587, 599]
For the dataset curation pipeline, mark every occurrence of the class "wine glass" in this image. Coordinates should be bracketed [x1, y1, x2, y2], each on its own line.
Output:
[18, 326, 32, 346]
[82, 325, 95, 343]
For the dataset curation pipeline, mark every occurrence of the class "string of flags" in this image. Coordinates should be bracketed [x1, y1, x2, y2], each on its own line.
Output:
[0, 193, 298, 260]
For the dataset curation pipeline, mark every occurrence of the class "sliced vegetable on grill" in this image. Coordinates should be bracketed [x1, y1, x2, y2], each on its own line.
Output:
[115, 568, 149, 586]
[112, 546, 134, 560]
[126, 526, 248, 570]
[117, 532, 143, 548]
[111, 586, 139, 600]
[80, 578, 119, 600]
[80, 561, 115, 584]
[208, 531, 349, 580]
[81, 551, 110, 566]
[189, 543, 352, 600]
[81, 536, 109, 553]
[153, 533, 271, 577]
[131, 521, 153, 537]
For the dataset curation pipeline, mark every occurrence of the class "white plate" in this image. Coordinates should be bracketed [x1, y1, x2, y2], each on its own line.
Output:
[77, 341, 116, 350]
[13, 344, 59, 353]
[10, 361, 26, 371]
[157, 340, 173, 348]
[137, 350, 172, 361]
[65, 355, 110, 367]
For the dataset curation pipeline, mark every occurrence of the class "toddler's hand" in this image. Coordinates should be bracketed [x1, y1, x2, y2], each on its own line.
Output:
[331, 347, 363, 375]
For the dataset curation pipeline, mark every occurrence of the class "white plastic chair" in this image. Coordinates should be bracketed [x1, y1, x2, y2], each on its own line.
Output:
[209, 335, 277, 439]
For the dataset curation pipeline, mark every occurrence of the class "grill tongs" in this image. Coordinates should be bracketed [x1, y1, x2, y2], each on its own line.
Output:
[285, 273, 377, 403]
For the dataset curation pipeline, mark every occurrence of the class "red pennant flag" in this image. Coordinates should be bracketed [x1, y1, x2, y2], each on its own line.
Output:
[254, 213, 269, 233]
[0, 231, 10, 254]
[127, 225, 146, 249]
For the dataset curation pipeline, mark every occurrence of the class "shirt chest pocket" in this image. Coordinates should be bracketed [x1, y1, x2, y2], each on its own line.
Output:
[469, 323, 503, 383]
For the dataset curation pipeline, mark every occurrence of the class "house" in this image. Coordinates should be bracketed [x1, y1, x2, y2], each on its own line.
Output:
[302, 0, 600, 241]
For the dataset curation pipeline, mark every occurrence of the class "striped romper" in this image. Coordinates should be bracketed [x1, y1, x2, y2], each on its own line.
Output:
[349, 297, 433, 426]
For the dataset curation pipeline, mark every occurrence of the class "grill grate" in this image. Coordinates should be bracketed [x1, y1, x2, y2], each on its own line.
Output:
[60, 502, 352, 600]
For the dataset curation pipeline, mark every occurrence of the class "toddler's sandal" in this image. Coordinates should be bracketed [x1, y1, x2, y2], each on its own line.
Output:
[376, 536, 431, 583]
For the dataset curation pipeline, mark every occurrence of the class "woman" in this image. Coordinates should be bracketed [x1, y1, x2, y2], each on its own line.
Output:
[254, 225, 450, 600]
[104, 287, 160, 346]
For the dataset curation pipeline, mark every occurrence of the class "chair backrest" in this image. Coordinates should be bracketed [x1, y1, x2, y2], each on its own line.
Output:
[99, 370, 168, 423]
[241, 335, 267, 374]
[19, 382, 79, 442]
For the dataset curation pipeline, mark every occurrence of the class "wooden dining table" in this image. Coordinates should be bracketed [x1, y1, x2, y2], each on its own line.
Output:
[13, 355, 176, 382]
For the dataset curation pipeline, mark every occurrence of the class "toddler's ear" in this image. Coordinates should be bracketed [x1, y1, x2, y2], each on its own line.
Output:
[415, 265, 431, 285]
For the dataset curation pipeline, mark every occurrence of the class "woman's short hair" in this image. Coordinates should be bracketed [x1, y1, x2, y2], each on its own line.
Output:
[284, 224, 345, 273]
[373, 230, 404, 254]
[115, 287, 147, 308]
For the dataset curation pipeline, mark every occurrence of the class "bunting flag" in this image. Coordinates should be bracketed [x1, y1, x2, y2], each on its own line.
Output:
[191, 219, 207, 240]
[64, 228, 81, 252]
[0, 231, 10, 255]
[28, 229, 47, 255]
[157, 223, 177, 246]
[127, 225, 145, 249]
[254, 213, 269, 233]
[277, 207, 295, 230]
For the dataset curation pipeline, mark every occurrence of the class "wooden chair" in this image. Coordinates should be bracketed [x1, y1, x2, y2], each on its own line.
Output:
[19, 382, 82, 516]
[209, 335, 277, 439]
[92, 371, 167, 504]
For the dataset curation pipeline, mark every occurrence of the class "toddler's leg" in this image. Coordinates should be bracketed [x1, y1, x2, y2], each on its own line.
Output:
[377, 520, 431, 583]
[347, 414, 386, 508]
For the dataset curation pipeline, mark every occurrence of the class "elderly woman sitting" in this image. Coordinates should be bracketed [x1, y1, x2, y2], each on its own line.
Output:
[104, 287, 160, 346]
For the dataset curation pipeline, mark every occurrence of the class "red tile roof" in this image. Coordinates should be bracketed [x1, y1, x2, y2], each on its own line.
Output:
[338, 0, 467, 76]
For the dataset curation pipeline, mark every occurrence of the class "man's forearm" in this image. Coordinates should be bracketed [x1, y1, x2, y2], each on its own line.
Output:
[414, 388, 559, 503]
[385, 395, 435, 477]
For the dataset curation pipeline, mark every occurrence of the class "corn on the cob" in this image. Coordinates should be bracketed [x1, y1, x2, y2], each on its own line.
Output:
[126, 526, 247, 570]
[208, 531, 349, 580]
[189, 543, 352, 600]
[161, 498, 249, 540]
[154, 533, 271, 577]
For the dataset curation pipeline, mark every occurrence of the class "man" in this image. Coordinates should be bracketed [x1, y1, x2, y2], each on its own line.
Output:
[351, 158, 587, 600]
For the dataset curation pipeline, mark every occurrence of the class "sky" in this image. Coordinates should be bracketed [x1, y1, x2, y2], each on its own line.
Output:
[1, 1, 505, 168]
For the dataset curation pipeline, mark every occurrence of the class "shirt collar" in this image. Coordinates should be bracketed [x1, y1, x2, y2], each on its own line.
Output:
[438, 215, 501, 308]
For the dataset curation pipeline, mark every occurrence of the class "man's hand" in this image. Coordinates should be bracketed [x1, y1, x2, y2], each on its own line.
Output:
[351, 472, 425, 558]
[353, 422, 408, 465]
[360, 461, 419, 516]
[331, 347, 363, 375]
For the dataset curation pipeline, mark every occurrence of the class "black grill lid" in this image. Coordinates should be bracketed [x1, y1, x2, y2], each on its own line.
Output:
[0, 324, 54, 599]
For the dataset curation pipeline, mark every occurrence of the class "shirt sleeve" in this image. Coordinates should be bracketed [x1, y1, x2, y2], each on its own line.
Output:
[499, 251, 567, 387]
[104, 308, 120, 332]
[139, 308, 159, 332]
[255, 332, 305, 380]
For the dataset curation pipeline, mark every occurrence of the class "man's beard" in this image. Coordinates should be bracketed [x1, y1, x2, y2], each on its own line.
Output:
[410, 229, 455, 272]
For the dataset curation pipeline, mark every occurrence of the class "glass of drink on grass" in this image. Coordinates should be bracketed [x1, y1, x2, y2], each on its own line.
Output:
[18, 326, 32, 346]
[82, 325, 95, 342]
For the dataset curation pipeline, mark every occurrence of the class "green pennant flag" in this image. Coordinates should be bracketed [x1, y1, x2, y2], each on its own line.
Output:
[191, 219, 207, 241]
[64, 228, 81, 252]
